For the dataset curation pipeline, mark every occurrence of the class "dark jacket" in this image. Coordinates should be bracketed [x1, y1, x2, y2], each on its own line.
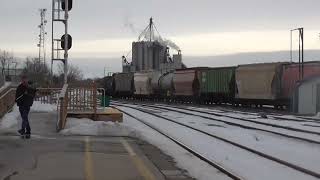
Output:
[15, 83, 36, 107]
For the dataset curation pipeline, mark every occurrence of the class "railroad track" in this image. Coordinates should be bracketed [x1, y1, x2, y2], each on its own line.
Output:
[145, 104, 320, 135]
[113, 103, 320, 179]
[113, 101, 320, 144]
[112, 106, 243, 180]
[195, 105, 320, 124]
[113, 98, 320, 124]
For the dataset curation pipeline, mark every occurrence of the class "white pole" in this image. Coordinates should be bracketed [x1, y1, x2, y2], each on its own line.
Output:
[64, 0, 68, 84]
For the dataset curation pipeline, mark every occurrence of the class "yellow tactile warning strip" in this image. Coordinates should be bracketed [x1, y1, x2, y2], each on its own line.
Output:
[121, 138, 157, 180]
[84, 137, 95, 180]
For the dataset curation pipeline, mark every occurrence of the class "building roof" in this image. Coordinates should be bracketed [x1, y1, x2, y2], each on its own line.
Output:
[296, 75, 320, 88]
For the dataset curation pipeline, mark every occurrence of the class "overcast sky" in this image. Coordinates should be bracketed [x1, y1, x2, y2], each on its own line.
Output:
[1, 0, 320, 76]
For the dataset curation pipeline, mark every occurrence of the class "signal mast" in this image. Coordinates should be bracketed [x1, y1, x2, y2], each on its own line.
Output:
[38, 8, 47, 66]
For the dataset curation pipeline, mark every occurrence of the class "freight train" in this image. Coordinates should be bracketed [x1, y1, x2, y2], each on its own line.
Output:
[103, 61, 320, 109]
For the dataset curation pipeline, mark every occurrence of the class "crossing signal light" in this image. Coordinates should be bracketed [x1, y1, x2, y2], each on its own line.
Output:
[62, 0, 73, 11]
[61, 34, 72, 50]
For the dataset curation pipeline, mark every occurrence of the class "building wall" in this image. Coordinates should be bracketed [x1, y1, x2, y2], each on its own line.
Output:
[298, 77, 320, 115]
[129, 41, 181, 73]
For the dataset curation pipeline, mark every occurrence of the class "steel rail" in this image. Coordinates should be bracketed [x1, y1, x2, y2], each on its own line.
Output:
[112, 106, 243, 180]
[112, 101, 320, 145]
[114, 103, 320, 179]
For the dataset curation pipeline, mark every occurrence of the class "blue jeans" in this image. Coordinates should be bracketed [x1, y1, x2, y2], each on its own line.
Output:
[19, 107, 31, 134]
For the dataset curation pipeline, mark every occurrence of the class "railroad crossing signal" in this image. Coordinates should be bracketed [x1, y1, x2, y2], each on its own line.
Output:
[52, 0, 73, 84]
[62, 0, 73, 11]
[61, 34, 72, 50]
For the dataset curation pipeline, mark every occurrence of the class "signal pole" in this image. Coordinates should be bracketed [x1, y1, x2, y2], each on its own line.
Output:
[52, 0, 72, 84]
[63, 0, 69, 83]
[290, 28, 304, 80]
[38, 9, 47, 67]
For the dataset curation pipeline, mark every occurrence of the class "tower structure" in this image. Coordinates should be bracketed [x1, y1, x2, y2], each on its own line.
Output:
[38, 9, 47, 66]
[51, 0, 72, 84]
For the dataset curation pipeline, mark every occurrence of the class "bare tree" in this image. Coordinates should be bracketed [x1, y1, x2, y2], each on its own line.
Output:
[22, 57, 50, 87]
[58, 63, 83, 83]
[0, 50, 12, 76]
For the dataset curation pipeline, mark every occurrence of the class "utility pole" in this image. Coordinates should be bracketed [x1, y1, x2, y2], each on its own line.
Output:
[38, 9, 47, 68]
[290, 28, 304, 80]
[52, 0, 73, 85]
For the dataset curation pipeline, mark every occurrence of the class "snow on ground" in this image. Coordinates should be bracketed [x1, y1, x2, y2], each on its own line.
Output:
[0, 101, 57, 130]
[30, 101, 57, 112]
[0, 82, 11, 93]
[123, 114, 232, 180]
[142, 104, 320, 141]
[117, 106, 319, 180]
[116, 103, 320, 173]
[160, 104, 320, 132]
[0, 105, 20, 129]
[60, 112, 232, 180]
[60, 118, 132, 137]
[156, 109, 320, 173]
[313, 112, 320, 119]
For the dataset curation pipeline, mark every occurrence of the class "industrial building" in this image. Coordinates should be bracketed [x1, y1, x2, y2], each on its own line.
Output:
[123, 42, 183, 73]
[293, 76, 320, 115]
[122, 18, 184, 73]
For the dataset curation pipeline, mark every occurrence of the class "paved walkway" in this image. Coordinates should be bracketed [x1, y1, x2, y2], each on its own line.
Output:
[0, 111, 166, 180]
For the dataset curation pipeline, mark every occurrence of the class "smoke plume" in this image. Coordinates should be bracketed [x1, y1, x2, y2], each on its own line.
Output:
[124, 16, 138, 34]
[153, 35, 180, 51]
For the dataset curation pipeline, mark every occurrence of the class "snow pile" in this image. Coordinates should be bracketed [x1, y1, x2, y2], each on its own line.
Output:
[0, 105, 20, 129]
[31, 101, 57, 112]
[313, 112, 320, 119]
[0, 82, 11, 93]
[0, 102, 56, 130]
[60, 118, 133, 136]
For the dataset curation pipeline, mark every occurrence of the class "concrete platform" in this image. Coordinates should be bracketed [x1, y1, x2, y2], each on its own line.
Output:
[0, 110, 193, 180]
[0, 136, 166, 180]
[68, 107, 123, 123]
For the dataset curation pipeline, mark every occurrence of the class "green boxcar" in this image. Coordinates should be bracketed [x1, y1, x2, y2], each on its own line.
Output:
[198, 67, 236, 102]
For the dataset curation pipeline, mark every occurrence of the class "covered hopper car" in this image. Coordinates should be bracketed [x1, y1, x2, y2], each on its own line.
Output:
[113, 73, 134, 97]
[104, 61, 320, 109]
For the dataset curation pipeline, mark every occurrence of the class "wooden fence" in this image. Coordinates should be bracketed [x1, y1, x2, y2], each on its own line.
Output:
[67, 84, 97, 113]
[0, 83, 103, 131]
[0, 88, 16, 118]
[35, 88, 61, 104]
[56, 83, 102, 131]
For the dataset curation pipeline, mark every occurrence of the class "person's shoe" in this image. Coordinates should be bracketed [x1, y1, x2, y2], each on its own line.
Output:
[18, 129, 25, 136]
[25, 134, 31, 139]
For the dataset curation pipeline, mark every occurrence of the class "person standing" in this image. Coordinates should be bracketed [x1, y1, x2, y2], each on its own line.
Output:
[15, 76, 36, 139]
